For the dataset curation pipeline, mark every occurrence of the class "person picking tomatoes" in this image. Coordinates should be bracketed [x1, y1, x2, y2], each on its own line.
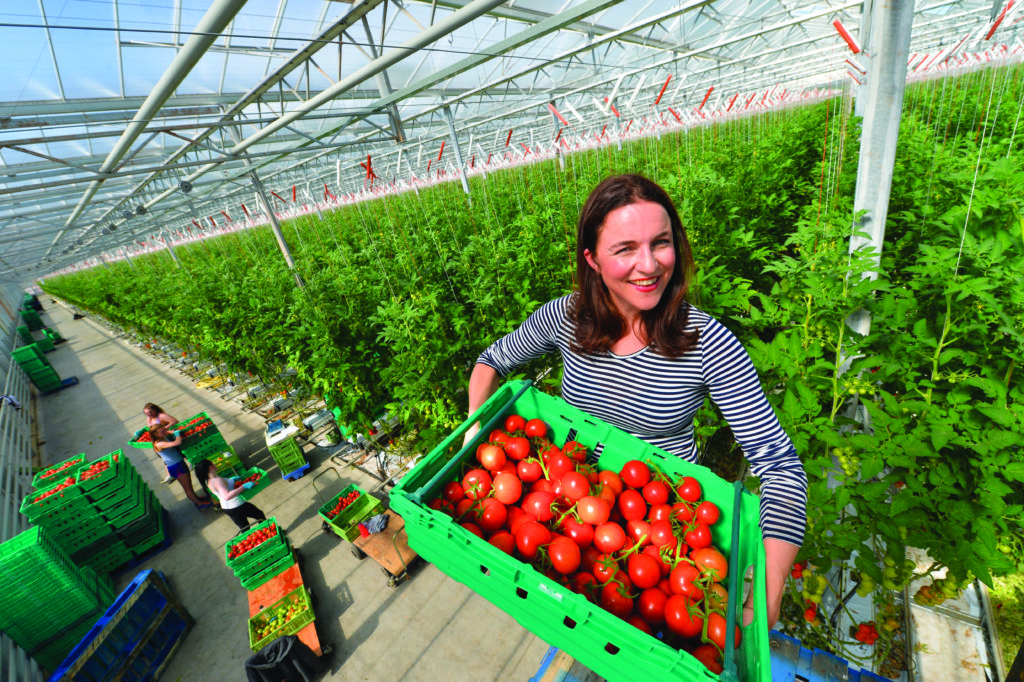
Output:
[150, 423, 214, 510]
[140, 402, 180, 484]
[194, 458, 266, 531]
[466, 174, 807, 629]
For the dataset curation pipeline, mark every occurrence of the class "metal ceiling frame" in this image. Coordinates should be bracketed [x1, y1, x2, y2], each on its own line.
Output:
[1, 0, 1021, 277]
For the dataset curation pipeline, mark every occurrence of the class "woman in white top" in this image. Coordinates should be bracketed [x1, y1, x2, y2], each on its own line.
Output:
[194, 458, 267, 531]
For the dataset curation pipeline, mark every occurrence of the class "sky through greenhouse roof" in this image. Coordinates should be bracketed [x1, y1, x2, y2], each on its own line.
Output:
[0, 0, 1021, 281]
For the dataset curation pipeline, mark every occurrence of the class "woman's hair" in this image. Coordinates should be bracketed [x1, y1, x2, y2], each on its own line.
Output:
[194, 459, 214, 499]
[143, 402, 164, 416]
[569, 174, 699, 357]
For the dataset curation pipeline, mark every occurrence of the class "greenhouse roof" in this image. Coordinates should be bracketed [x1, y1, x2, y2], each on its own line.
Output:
[1, 0, 1021, 281]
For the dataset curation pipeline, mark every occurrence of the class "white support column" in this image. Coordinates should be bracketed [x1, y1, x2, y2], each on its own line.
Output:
[250, 170, 304, 288]
[847, 0, 915, 338]
[443, 105, 471, 199]
[161, 230, 181, 265]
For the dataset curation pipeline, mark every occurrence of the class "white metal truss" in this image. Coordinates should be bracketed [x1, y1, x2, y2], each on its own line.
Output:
[0, 0, 1021, 277]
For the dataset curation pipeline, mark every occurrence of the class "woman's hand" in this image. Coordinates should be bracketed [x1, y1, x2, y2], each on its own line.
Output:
[744, 538, 800, 629]
[464, 363, 501, 448]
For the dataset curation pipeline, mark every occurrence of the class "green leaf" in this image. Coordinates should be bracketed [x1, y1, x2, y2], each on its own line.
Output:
[860, 454, 885, 480]
[1003, 463, 1024, 481]
[975, 404, 1016, 427]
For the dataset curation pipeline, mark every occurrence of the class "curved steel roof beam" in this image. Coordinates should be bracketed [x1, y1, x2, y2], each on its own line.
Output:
[51, 0, 249, 252]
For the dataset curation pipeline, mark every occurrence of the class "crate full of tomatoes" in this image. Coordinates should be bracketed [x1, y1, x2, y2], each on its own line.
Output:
[390, 380, 768, 682]
[224, 518, 288, 571]
[213, 467, 270, 504]
[317, 484, 383, 542]
[32, 454, 88, 488]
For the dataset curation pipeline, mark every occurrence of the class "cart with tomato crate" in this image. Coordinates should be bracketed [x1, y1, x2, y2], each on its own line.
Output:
[312, 467, 419, 588]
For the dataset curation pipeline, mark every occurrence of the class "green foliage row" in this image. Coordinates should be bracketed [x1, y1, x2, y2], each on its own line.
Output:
[44, 64, 1024, 655]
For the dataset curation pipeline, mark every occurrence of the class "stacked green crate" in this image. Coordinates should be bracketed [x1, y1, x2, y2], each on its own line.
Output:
[20, 306, 44, 331]
[17, 325, 34, 344]
[223, 518, 294, 590]
[174, 413, 231, 465]
[268, 436, 306, 475]
[0, 525, 116, 671]
[22, 451, 165, 574]
[11, 344, 62, 391]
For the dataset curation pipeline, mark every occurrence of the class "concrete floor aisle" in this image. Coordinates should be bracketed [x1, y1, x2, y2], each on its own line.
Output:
[36, 302, 553, 681]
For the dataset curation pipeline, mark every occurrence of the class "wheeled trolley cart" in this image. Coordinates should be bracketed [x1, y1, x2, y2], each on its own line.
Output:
[313, 468, 419, 587]
[247, 554, 324, 656]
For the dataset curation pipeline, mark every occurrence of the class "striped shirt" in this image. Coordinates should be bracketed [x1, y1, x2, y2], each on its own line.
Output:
[477, 294, 807, 546]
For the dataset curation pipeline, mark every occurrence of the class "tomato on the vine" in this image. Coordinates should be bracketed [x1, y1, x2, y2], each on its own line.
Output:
[664, 595, 703, 637]
[637, 587, 668, 625]
[476, 444, 506, 472]
[593, 522, 626, 553]
[505, 415, 526, 433]
[641, 480, 670, 506]
[517, 459, 543, 483]
[488, 530, 515, 555]
[669, 562, 703, 600]
[620, 460, 651, 489]
[627, 553, 662, 590]
[515, 521, 551, 560]
[684, 522, 713, 550]
[462, 469, 492, 500]
[524, 418, 548, 439]
[618, 489, 647, 521]
[492, 473, 523, 505]
[504, 436, 531, 461]
[600, 581, 634, 619]
[548, 537, 581, 575]
[675, 476, 702, 502]
[705, 612, 741, 650]
[691, 644, 724, 674]
[694, 500, 720, 526]
[691, 547, 728, 582]
[577, 496, 611, 525]
[561, 440, 588, 463]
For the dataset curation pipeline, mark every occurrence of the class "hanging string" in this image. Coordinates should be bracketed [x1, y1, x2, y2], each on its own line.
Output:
[954, 65, 999, 277]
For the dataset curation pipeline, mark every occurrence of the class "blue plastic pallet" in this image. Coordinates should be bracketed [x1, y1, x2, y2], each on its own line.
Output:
[283, 462, 311, 481]
[47, 569, 194, 681]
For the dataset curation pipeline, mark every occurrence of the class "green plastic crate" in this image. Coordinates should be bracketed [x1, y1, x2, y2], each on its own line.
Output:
[125, 510, 167, 556]
[182, 433, 230, 463]
[234, 539, 292, 581]
[76, 450, 130, 492]
[389, 380, 769, 682]
[18, 358, 51, 373]
[317, 484, 382, 542]
[36, 335, 55, 352]
[239, 552, 295, 591]
[127, 427, 156, 449]
[11, 344, 45, 364]
[210, 467, 270, 504]
[33, 454, 88, 488]
[224, 517, 285, 570]
[208, 447, 243, 476]
[248, 584, 314, 652]
[21, 477, 88, 519]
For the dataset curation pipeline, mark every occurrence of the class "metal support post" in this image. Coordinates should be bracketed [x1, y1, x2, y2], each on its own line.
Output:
[846, 0, 914, 339]
[161, 230, 181, 265]
[443, 105, 471, 200]
[250, 170, 304, 288]
[121, 246, 135, 268]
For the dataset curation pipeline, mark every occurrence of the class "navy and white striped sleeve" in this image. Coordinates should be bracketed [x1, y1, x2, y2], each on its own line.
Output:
[476, 297, 566, 377]
[701, 319, 808, 546]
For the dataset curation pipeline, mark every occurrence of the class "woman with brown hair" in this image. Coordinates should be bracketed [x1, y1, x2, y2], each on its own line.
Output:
[467, 174, 807, 628]
[137, 403, 178, 484]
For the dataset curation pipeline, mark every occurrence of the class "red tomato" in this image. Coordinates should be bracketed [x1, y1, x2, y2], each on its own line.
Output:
[505, 415, 526, 433]
[600, 582, 634, 619]
[488, 530, 515, 555]
[548, 537, 581, 575]
[492, 473, 523, 505]
[695, 500, 720, 526]
[620, 460, 651, 489]
[598, 470, 624, 497]
[504, 436, 531, 461]
[628, 615, 652, 635]
[641, 480, 670, 506]
[559, 471, 590, 503]
[592, 553, 618, 584]
[691, 547, 728, 582]
[524, 419, 547, 439]
[691, 644, 724, 674]
[522, 491, 557, 523]
[664, 595, 704, 638]
[648, 503, 672, 523]
[669, 562, 704, 600]
[462, 469, 492, 500]
[596, 485, 617, 506]
[625, 519, 652, 548]
[461, 522, 484, 538]
[675, 476, 702, 502]
[617, 489, 647, 522]
[707, 583, 728, 611]
[670, 502, 695, 522]
[580, 546, 602, 574]
[562, 518, 595, 549]
[546, 453, 574, 480]
[517, 459, 543, 483]
[577, 496, 611, 525]
[684, 522, 713, 550]
[488, 429, 509, 448]
[627, 553, 662, 590]
[593, 522, 626, 554]
[477, 444, 506, 472]
[515, 521, 551, 560]
[637, 587, 668, 625]
[705, 612, 741, 650]
[508, 508, 532, 536]
[427, 498, 445, 511]
[638, 540, 671, 573]
[570, 572, 598, 601]
[476, 498, 508, 534]
[576, 462, 599, 484]
[455, 498, 477, 518]
[648, 520, 676, 549]
[561, 440, 588, 463]
[496, 460, 518, 478]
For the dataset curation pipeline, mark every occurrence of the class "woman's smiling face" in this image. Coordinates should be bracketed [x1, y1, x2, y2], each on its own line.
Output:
[583, 200, 676, 324]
